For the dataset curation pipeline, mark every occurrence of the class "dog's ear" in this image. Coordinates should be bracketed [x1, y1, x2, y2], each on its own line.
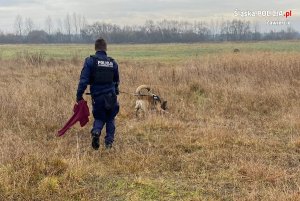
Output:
[161, 101, 167, 110]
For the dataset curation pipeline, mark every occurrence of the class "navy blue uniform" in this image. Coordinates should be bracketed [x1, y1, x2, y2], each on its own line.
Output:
[76, 50, 119, 145]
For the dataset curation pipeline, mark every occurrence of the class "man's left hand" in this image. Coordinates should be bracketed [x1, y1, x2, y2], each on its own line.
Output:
[76, 96, 83, 102]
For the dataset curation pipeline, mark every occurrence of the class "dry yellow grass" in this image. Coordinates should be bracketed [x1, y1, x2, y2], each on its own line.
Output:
[0, 49, 300, 200]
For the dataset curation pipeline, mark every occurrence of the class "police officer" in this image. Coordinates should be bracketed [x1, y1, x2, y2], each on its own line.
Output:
[76, 38, 119, 150]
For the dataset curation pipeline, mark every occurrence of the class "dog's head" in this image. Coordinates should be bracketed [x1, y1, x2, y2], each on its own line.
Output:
[153, 95, 167, 110]
[161, 100, 168, 110]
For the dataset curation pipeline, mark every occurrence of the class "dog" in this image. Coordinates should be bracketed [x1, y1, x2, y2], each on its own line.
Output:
[134, 85, 167, 117]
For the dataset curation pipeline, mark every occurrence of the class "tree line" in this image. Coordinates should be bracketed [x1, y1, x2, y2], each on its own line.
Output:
[0, 14, 299, 44]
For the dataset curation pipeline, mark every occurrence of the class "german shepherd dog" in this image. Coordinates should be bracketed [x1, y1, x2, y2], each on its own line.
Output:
[135, 85, 167, 117]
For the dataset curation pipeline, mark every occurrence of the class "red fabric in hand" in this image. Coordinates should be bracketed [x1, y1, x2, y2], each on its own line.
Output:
[58, 100, 90, 136]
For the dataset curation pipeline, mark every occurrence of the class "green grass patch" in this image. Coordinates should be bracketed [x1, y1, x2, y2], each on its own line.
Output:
[1, 40, 300, 62]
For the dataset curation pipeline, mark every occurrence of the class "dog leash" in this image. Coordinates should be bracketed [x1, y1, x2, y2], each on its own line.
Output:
[120, 91, 152, 97]
[85, 91, 135, 96]
[119, 91, 137, 96]
[85, 91, 152, 97]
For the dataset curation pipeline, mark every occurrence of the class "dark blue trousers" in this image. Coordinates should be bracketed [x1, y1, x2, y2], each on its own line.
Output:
[91, 94, 119, 145]
[93, 119, 115, 145]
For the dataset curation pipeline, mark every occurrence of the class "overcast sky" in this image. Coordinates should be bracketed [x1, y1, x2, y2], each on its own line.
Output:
[0, 0, 299, 33]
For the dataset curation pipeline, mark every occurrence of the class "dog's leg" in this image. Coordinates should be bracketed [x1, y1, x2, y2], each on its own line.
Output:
[135, 100, 142, 118]
[136, 101, 147, 119]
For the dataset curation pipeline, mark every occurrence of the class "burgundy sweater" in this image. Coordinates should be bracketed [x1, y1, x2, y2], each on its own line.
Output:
[58, 100, 90, 136]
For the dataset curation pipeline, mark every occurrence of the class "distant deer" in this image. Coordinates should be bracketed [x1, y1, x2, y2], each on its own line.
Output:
[233, 48, 240, 53]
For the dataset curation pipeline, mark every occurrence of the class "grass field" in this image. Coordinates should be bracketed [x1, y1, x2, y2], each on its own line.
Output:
[0, 41, 300, 200]
[1, 40, 300, 61]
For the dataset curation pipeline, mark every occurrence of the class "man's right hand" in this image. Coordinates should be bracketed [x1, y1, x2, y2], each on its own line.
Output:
[115, 83, 119, 95]
[115, 87, 119, 95]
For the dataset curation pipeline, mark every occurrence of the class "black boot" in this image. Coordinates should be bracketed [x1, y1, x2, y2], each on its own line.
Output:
[105, 143, 112, 149]
[91, 131, 100, 150]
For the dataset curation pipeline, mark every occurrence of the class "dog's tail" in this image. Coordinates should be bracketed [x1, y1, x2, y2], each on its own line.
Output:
[135, 85, 151, 95]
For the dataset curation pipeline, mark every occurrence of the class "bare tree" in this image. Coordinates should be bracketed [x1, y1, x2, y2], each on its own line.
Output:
[73, 13, 78, 35]
[78, 15, 88, 39]
[210, 19, 220, 39]
[145, 20, 156, 34]
[64, 14, 72, 39]
[56, 18, 63, 33]
[80, 16, 88, 31]
[24, 18, 34, 35]
[14, 15, 23, 36]
[252, 21, 261, 41]
[45, 16, 53, 34]
[220, 20, 231, 41]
